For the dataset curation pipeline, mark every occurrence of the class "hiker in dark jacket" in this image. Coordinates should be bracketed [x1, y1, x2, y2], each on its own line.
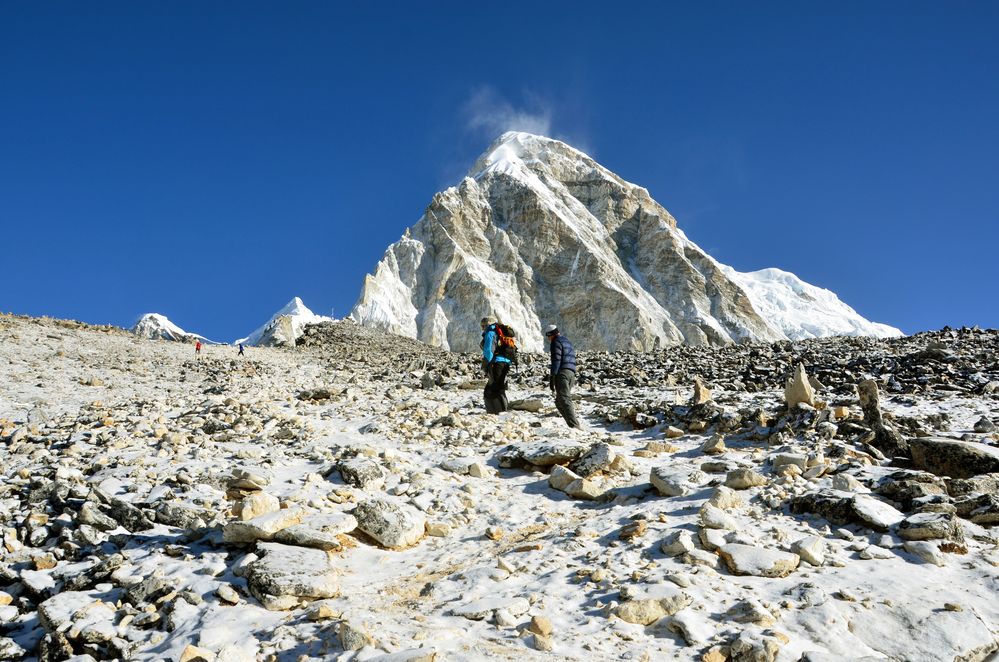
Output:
[481, 316, 512, 414]
[545, 324, 580, 428]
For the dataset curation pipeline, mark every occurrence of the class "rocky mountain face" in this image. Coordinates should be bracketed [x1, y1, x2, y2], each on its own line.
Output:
[350, 132, 900, 353]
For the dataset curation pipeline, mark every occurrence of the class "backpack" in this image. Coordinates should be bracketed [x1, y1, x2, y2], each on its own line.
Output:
[493, 323, 518, 364]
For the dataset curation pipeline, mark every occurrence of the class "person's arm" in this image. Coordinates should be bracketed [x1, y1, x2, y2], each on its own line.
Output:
[550, 338, 563, 375]
[482, 330, 496, 363]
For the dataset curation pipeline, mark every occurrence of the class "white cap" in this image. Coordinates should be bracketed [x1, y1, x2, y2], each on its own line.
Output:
[545, 324, 558, 335]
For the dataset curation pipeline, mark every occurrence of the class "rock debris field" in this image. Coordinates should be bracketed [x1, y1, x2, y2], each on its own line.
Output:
[1, 314, 999, 661]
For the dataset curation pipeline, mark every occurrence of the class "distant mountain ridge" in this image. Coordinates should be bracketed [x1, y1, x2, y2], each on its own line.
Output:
[349, 132, 901, 352]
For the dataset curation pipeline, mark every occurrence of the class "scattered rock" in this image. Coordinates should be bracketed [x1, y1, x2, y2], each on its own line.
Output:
[718, 544, 799, 577]
[244, 543, 339, 610]
[726, 469, 768, 490]
[910, 437, 999, 479]
[223, 508, 304, 544]
[898, 512, 960, 541]
[701, 434, 727, 455]
[791, 536, 826, 566]
[692, 377, 712, 405]
[354, 498, 426, 549]
[784, 363, 816, 409]
[651, 466, 689, 497]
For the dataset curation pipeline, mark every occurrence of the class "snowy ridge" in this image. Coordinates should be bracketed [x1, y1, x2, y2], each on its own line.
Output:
[350, 132, 901, 351]
[131, 313, 217, 343]
[236, 297, 331, 347]
[721, 266, 903, 340]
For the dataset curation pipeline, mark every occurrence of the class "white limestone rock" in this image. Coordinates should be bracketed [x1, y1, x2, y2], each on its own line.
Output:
[451, 597, 529, 621]
[238, 492, 280, 521]
[244, 542, 339, 609]
[791, 535, 827, 566]
[661, 530, 695, 556]
[273, 512, 358, 550]
[223, 508, 304, 544]
[707, 486, 743, 510]
[718, 543, 800, 577]
[548, 465, 581, 492]
[354, 498, 426, 549]
[651, 467, 689, 497]
[700, 504, 739, 531]
[852, 495, 905, 531]
[903, 540, 947, 566]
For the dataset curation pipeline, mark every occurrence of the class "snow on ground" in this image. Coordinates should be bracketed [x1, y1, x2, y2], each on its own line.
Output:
[0, 314, 997, 661]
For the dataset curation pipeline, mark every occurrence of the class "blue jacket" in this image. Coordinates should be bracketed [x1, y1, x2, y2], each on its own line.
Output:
[550, 334, 576, 375]
[482, 325, 512, 364]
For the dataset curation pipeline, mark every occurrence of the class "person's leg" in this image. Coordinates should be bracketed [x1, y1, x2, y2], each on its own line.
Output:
[484, 364, 500, 414]
[554, 370, 581, 428]
[496, 362, 510, 412]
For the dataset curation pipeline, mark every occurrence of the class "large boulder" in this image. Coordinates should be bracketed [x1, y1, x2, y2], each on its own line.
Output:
[274, 512, 358, 550]
[718, 544, 799, 577]
[496, 441, 588, 468]
[790, 491, 905, 531]
[784, 363, 816, 409]
[910, 437, 999, 479]
[244, 543, 339, 610]
[354, 498, 426, 549]
[223, 508, 304, 544]
[857, 379, 909, 458]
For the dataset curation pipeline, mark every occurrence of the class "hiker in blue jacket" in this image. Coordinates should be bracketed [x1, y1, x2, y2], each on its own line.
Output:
[481, 316, 511, 414]
[546, 324, 581, 428]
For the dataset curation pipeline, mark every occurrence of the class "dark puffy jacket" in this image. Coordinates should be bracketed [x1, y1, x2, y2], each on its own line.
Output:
[550, 334, 577, 375]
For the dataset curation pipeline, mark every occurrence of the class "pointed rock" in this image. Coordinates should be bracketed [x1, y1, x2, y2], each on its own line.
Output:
[784, 363, 816, 409]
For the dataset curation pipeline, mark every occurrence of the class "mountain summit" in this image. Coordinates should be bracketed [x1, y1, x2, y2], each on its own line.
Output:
[236, 297, 331, 347]
[131, 313, 212, 343]
[350, 132, 900, 352]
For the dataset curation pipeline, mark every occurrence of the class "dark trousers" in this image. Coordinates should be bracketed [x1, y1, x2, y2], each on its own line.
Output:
[554, 369, 580, 428]
[484, 361, 510, 414]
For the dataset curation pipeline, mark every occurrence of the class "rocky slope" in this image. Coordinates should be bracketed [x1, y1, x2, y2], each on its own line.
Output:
[350, 132, 900, 353]
[1, 313, 997, 661]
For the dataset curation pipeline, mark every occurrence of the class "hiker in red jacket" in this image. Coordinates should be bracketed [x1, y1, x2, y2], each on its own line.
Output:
[195, 340, 202, 355]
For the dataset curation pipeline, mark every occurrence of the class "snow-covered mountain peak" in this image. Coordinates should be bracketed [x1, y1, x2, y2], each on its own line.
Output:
[131, 313, 210, 343]
[720, 266, 903, 340]
[469, 132, 624, 187]
[236, 297, 331, 347]
[351, 135, 900, 352]
[274, 296, 312, 317]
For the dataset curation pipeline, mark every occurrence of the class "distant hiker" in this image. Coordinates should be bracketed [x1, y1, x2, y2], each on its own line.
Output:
[546, 324, 580, 428]
[195, 340, 202, 356]
[238, 343, 244, 356]
[480, 316, 515, 414]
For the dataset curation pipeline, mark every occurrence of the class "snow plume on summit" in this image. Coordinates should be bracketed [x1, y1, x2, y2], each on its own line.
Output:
[463, 88, 552, 140]
[350, 132, 901, 352]
[236, 297, 331, 347]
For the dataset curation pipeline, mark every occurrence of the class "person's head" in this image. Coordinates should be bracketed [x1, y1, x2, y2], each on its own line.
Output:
[481, 316, 496, 330]
[545, 324, 559, 340]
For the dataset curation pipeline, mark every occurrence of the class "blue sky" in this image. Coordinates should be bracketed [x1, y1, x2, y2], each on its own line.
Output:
[2, 2, 997, 341]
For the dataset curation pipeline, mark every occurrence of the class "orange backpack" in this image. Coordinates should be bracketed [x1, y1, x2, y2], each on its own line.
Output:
[493, 323, 518, 364]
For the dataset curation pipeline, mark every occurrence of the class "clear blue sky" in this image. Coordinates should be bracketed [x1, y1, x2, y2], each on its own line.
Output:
[2, 2, 997, 341]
